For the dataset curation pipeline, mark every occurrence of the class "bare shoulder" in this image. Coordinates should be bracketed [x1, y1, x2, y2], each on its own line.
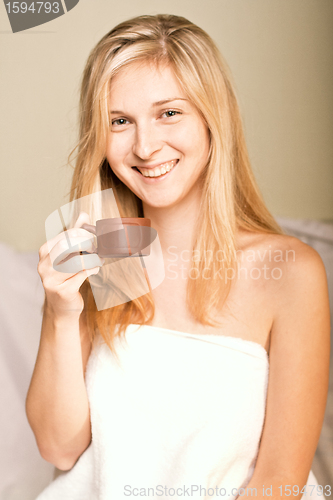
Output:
[237, 226, 319, 257]
[235, 229, 329, 325]
[237, 228, 327, 285]
[259, 232, 328, 293]
[269, 232, 330, 336]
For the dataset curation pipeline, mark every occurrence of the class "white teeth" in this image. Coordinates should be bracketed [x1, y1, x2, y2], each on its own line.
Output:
[137, 159, 178, 178]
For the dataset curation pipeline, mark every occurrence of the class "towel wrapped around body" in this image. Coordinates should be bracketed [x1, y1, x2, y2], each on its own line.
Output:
[36, 324, 320, 500]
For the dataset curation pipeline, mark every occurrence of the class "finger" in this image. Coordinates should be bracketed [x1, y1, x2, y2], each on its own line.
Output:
[38, 251, 79, 285]
[48, 229, 95, 264]
[58, 266, 102, 297]
[39, 250, 103, 288]
[39, 231, 97, 280]
[40, 212, 92, 260]
[50, 233, 96, 267]
[74, 211, 91, 228]
[53, 252, 104, 274]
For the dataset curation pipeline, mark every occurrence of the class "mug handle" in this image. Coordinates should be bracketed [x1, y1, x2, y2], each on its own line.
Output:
[81, 223, 96, 235]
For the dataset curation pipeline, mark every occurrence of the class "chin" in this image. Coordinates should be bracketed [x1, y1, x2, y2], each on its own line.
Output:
[142, 195, 180, 209]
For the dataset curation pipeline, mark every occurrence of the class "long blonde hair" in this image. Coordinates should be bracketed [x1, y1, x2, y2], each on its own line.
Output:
[65, 14, 284, 353]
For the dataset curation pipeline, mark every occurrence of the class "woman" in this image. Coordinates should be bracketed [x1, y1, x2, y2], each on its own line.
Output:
[26, 14, 330, 500]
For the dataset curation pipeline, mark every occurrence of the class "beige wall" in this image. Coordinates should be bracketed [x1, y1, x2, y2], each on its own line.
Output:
[0, 0, 332, 251]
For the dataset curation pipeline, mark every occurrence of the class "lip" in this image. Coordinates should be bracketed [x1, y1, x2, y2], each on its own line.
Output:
[132, 159, 179, 183]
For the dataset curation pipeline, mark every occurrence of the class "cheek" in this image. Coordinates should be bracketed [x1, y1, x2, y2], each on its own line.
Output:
[166, 126, 193, 153]
[173, 121, 209, 155]
[194, 119, 210, 154]
[106, 135, 128, 164]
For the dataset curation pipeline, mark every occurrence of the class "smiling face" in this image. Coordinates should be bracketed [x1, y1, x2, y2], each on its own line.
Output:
[106, 60, 210, 210]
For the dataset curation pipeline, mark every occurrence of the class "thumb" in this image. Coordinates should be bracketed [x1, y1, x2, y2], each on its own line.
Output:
[74, 211, 91, 228]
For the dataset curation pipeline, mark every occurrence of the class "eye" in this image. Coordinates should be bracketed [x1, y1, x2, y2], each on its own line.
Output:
[162, 110, 182, 118]
[111, 118, 130, 127]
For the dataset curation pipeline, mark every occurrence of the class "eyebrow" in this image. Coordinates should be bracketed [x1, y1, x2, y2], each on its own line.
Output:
[110, 98, 188, 114]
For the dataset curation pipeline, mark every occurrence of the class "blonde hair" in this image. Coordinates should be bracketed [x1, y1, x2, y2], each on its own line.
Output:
[64, 14, 284, 353]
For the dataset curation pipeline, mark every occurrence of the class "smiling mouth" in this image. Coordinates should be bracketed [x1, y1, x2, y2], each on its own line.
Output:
[133, 159, 179, 178]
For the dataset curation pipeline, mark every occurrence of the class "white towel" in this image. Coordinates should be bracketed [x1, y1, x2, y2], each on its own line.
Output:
[36, 324, 319, 500]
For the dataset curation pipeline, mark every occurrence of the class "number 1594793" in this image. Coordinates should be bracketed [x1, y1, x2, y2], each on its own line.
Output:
[5, 2, 60, 14]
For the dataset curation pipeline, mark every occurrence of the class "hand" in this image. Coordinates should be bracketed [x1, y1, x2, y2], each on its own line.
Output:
[38, 212, 104, 319]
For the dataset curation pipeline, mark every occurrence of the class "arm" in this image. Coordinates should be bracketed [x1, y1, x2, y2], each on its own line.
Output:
[26, 306, 92, 471]
[25, 212, 101, 471]
[246, 240, 330, 499]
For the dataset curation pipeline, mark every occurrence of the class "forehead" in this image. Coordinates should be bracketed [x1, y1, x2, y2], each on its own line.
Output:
[108, 61, 186, 107]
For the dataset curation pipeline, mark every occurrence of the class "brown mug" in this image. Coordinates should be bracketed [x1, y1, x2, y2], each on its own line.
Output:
[81, 217, 153, 258]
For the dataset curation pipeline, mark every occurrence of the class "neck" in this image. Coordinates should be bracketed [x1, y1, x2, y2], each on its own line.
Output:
[142, 190, 203, 258]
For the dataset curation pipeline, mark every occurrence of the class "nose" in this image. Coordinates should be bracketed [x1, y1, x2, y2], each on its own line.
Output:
[132, 121, 163, 160]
